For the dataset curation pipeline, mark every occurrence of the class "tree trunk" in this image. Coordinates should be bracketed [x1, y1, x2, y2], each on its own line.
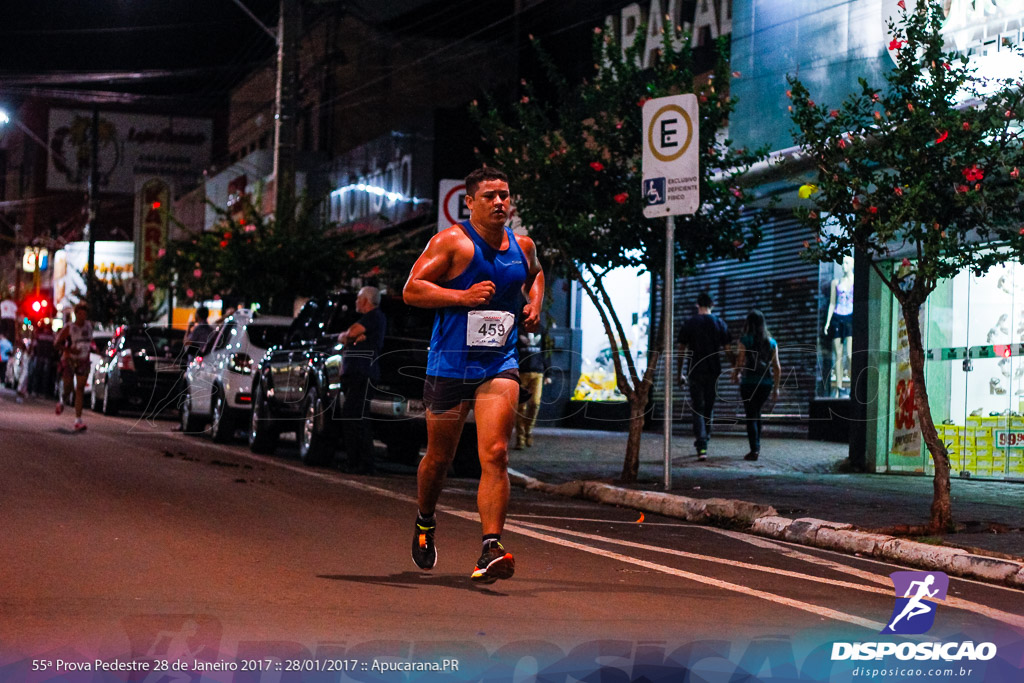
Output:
[621, 387, 650, 482]
[900, 301, 954, 533]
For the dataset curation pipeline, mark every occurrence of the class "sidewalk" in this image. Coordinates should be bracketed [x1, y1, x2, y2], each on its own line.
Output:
[507, 427, 1024, 587]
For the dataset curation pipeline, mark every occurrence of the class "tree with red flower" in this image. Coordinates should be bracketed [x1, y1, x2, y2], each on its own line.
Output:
[789, 0, 1024, 533]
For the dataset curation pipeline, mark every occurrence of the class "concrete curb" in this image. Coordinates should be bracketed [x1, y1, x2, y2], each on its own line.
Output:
[508, 469, 1024, 589]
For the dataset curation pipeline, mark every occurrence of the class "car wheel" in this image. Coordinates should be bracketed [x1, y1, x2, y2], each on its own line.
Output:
[180, 388, 203, 434]
[210, 390, 233, 443]
[298, 385, 335, 466]
[102, 385, 119, 416]
[248, 381, 278, 454]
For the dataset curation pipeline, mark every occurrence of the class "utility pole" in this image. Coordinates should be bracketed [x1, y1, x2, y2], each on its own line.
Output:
[85, 108, 99, 304]
[274, 0, 299, 221]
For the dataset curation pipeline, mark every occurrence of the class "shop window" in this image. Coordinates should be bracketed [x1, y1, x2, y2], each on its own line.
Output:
[883, 255, 1024, 480]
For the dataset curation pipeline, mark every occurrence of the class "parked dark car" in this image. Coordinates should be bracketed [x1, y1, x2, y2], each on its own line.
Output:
[90, 325, 187, 416]
[248, 291, 482, 476]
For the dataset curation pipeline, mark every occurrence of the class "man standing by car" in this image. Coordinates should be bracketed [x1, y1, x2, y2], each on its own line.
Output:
[338, 286, 386, 474]
[54, 302, 93, 431]
[403, 167, 544, 584]
[184, 306, 215, 360]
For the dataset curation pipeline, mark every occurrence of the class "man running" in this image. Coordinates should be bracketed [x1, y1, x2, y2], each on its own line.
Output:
[403, 167, 544, 583]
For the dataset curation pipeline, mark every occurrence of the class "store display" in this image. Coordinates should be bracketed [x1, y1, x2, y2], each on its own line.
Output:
[824, 254, 854, 397]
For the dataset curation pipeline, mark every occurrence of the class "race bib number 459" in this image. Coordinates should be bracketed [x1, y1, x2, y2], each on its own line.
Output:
[466, 310, 515, 348]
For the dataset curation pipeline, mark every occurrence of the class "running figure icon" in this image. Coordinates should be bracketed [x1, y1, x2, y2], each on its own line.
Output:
[882, 571, 949, 635]
[888, 574, 938, 631]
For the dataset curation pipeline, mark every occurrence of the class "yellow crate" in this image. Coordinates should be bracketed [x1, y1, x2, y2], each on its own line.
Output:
[1007, 448, 1024, 462]
[975, 437, 994, 448]
[967, 416, 984, 427]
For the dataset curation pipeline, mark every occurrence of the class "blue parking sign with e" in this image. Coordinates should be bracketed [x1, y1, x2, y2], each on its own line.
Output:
[644, 178, 666, 206]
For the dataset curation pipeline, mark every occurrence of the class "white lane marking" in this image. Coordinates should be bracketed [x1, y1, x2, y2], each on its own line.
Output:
[145, 432, 884, 631]
[511, 520, 1024, 630]
[147, 430, 1022, 631]
[511, 513, 694, 528]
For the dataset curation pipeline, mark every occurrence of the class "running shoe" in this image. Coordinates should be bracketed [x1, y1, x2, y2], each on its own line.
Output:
[73, 420, 87, 432]
[55, 402, 64, 415]
[470, 541, 515, 584]
[411, 518, 437, 570]
[696, 447, 708, 461]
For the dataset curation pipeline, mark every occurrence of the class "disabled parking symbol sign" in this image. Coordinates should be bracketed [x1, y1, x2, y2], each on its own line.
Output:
[644, 178, 666, 207]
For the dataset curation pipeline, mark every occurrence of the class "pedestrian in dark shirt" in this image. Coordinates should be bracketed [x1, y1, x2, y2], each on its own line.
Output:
[339, 286, 386, 474]
[678, 292, 731, 460]
[185, 306, 215, 358]
[514, 328, 551, 449]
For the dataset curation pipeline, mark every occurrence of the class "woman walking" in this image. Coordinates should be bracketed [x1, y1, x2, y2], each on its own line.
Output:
[731, 310, 781, 461]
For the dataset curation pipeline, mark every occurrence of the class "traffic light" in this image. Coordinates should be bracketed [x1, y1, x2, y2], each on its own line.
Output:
[22, 293, 52, 324]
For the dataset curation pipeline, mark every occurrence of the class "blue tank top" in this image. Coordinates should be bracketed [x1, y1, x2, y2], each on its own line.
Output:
[426, 221, 530, 379]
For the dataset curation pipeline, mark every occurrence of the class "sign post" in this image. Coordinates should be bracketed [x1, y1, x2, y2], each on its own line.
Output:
[642, 94, 699, 491]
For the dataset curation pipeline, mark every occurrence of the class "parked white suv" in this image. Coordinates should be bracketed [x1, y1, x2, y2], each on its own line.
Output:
[180, 309, 292, 441]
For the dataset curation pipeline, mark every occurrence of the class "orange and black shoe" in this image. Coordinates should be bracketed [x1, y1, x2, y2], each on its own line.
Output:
[470, 541, 515, 584]
[411, 517, 437, 570]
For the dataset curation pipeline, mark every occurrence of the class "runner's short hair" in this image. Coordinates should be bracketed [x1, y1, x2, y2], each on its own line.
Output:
[465, 167, 509, 197]
[696, 292, 714, 309]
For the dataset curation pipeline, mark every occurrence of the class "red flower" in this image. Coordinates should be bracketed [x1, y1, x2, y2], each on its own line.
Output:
[901, 258, 911, 267]
[871, 93, 880, 102]
[219, 240, 229, 248]
[962, 121, 970, 131]
[731, 187, 742, 198]
[1019, 227, 1024, 235]
[1007, 110, 1014, 119]
[186, 288, 194, 299]
[808, 211, 818, 220]
[962, 164, 984, 182]
[838, 139, 847, 149]
[888, 38, 905, 50]
[942, 62, 950, 70]
[637, 97, 650, 107]
[894, 186, 903, 196]
[906, 103, 914, 112]
[346, 250, 356, 259]
[223, 232, 232, 240]
[1011, 167, 1020, 179]
[897, 0, 906, 8]
[934, 130, 948, 144]
[868, 206, 878, 214]
[193, 268, 202, 278]
[955, 184, 970, 194]
[613, 192, 629, 204]
[830, 109, 840, 118]
[807, 99, 815, 107]
[520, 96, 530, 104]
[146, 283, 156, 292]
[785, 90, 792, 99]
[590, 161, 605, 172]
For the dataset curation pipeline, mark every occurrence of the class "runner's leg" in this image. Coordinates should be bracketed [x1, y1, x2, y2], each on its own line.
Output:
[417, 402, 471, 516]
[472, 377, 519, 536]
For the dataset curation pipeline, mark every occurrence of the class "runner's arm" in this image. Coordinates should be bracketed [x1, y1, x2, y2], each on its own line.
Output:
[517, 235, 544, 332]
[403, 229, 494, 308]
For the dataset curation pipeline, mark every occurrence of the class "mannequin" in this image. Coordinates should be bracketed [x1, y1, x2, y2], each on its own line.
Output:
[824, 254, 854, 397]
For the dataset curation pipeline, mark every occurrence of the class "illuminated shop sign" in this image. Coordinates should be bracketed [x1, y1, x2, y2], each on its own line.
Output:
[603, 0, 732, 65]
[886, 1, 1024, 77]
[325, 132, 433, 230]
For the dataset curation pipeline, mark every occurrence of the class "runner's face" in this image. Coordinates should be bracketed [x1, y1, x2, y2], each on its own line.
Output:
[466, 179, 511, 229]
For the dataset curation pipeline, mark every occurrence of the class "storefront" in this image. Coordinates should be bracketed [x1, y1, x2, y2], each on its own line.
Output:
[866, 255, 1024, 481]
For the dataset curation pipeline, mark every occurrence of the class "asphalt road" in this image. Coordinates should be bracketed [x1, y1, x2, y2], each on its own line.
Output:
[1, 388, 1022, 682]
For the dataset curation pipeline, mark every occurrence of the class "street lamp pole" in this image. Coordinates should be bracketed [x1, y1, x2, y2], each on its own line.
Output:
[85, 108, 99, 304]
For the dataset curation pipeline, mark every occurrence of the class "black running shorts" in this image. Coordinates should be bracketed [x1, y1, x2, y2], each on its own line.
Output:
[423, 369, 520, 413]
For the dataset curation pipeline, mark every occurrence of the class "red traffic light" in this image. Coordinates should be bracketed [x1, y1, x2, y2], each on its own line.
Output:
[22, 294, 52, 321]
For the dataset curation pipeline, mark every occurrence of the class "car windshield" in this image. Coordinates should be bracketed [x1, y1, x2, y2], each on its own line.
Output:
[246, 324, 289, 349]
[127, 328, 185, 357]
